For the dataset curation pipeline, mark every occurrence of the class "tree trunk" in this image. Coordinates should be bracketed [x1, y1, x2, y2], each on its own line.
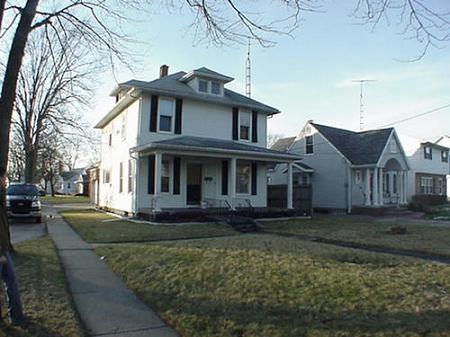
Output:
[0, 0, 40, 250]
[24, 144, 37, 183]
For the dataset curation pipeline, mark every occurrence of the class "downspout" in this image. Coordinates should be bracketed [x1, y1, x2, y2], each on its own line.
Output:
[347, 166, 352, 214]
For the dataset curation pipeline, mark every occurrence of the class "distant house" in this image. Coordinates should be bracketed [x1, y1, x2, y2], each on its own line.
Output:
[94, 65, 298, 216]
[54, 168, 88, 195]
[400, 135, 449, 201]
[436, 135, 450, 199]
[268, 121, 410, 213]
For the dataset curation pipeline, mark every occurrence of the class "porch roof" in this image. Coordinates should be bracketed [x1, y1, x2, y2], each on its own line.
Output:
[130, 136, 300, 161]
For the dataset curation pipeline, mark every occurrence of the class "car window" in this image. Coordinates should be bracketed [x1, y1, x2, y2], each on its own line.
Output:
[7, 185, 39, 196]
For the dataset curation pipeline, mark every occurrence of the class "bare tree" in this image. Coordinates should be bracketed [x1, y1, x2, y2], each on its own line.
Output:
[13, 30, 93, 184]
[353, 1, 450, 60]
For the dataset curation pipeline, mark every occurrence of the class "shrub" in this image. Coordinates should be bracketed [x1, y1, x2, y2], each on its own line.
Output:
[408, 195, 448, 212]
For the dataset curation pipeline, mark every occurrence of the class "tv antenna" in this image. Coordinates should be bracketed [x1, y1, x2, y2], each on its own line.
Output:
[352, 79, 377, 131]
[245, 38, 251, 98]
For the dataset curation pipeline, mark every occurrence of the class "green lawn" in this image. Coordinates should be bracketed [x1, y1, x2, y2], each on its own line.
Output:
[42, 195, 89, 204]
[61, 209, 239, 243]
[425, 204, 450, 220]
[260, 216, 450, 258]
[97, 235, 450, 337]
[1, 237, 85, 337]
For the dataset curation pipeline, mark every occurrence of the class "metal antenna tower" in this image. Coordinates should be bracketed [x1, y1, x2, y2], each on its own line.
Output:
[352, 79, 377, 131]
[245, 38, 251, 98]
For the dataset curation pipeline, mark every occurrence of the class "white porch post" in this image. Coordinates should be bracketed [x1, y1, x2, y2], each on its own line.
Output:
[398, 171, 403, 205]
[365, 168, 371, 206]
[154, 152, 162, 211]
[373, 167, 379, 206]
[403, 171, 408, 204]
[287, 162, 293, 209]
[229, 157, 237, 210]
[378, 167, 384, 206]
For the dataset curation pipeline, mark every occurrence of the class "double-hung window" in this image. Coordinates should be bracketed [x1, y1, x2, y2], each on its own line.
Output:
[421, 177, 433, 195]
[305, 136, 314, 154]
[161, 159, 170, 193]
[424, 146, 432, 160]
[236, 162, 251, 194]
[128, 160, 134, 193]
[119, 162, 124, 193]
[198, 80, 208, 93]
[239, 110, 251, 141]
[158, 98, 174, 132]
[211, 81, 221, 94]
[103, 169, 111, 184]
[442, 150, 448, 163]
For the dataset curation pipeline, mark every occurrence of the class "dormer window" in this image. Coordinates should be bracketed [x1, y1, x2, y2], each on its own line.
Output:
[158, 98, 174, 132]
[211, 81, 221, 95]
[239, 110, 251, 140]
[198, 80, 208, 93]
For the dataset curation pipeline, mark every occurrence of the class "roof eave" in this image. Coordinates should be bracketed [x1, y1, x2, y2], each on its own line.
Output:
[130, 143, 300, 161]
[94, 89, 140, 129]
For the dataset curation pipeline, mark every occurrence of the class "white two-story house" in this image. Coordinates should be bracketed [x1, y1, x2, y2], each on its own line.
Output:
[399, 135, 449, 201]
[94, 66, 298, 216]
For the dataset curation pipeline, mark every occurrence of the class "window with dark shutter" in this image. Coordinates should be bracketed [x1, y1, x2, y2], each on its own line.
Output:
[173, 157, 181, 195]
[175, 99, 183, 134]
[232, 107, 239, 140]
[149, 95, 158, 132]
[148, 155, 155, 194]
[221, 160, 229, 195]
[251, 110, 258, 143]
[251, 162, 257, 195]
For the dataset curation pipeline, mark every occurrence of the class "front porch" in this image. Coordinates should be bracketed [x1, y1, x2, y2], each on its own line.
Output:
[131, 136, 300, 214]
[352, 158, 409, 211]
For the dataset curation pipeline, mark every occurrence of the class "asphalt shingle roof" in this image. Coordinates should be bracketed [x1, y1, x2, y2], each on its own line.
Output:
[270, 137, 296, 152]
[311, 123, 394, 165]
[114, 71, 279, 115]
[133, 136, 299, 160]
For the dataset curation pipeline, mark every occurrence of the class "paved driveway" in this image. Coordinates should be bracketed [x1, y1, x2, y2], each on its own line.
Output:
[10, 218, 47, 244]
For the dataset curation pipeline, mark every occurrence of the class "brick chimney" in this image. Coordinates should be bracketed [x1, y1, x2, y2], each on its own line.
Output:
[159, 65, 169, 78]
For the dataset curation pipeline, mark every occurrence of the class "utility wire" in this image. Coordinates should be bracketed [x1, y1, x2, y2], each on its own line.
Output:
[379, 103, 450, 128]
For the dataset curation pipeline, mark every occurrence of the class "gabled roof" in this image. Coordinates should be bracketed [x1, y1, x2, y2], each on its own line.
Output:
[270, 137, 296, 152]
[130, 135, 300, 161]
[311, 123, 394, 165]
[421, 141, 449, 151]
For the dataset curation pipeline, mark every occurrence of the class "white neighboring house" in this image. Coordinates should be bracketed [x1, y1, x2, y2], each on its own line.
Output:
[436, 135, 450, 199]
[51, 168, 87, 195]
[400, 134, 449, 201]
[94, 65, 298, 216]
[268, 121, 410, 213]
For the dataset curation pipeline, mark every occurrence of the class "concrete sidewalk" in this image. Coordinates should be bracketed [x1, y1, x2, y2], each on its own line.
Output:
[47, 208, 179, 337]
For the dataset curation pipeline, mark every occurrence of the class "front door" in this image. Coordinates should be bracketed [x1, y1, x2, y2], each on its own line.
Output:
[186, 163, 202, 205]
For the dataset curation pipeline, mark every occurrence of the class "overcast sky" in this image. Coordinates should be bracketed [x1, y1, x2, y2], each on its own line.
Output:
[89, 0, 450, 143]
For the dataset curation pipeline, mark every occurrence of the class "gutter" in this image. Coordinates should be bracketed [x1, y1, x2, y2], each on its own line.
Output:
[130, 143, 300, 161]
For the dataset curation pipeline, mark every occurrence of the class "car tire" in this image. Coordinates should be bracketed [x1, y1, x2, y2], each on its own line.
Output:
[36, 217, 42, 224]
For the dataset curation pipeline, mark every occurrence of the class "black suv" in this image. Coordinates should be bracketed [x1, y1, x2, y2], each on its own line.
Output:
[6, 184, 42, 223]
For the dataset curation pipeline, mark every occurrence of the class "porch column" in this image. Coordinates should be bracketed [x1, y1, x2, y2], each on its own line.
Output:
[403, 171, 408, 204]
[154, 152, 162, 211]
[373, 167, 379, 206]
[287, 162, 293, 209]
[365, 168, 371, 206]
[398, 171, 403, 205]
[378, 168, 384, 206]
[229, 157, 237, 210]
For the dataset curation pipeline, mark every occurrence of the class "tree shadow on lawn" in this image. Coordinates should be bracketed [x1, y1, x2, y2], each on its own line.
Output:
[0, 320, 74, 337]
[148, 292, 450, 336]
